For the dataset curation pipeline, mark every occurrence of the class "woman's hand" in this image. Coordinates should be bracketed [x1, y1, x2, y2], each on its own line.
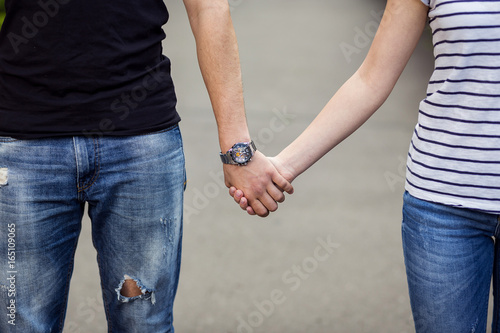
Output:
[229, 155, 295, 216]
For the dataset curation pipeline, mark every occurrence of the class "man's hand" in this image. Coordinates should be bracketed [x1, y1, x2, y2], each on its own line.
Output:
[229, 155, 295, 216]
[224, 152, 293, 217]
[182, 0, 294, 217]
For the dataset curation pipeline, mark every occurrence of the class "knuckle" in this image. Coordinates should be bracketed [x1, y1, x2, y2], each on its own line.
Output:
[250, 185, 265, 197]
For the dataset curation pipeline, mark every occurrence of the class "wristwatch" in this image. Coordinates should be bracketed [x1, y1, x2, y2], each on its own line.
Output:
[220, 141, 257, 166]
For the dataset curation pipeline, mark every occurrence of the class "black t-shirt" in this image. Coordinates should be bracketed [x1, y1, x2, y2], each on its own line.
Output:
[0, 0, 180, 139]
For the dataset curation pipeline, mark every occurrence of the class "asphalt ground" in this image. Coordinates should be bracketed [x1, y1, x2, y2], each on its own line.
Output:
[63, 1, 455, 332]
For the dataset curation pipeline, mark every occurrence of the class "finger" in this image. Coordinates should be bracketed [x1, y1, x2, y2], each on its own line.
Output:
[239, 197, 249, 210]
[267, 184, 285, 203]
[246, 206, 256, 215]
[232, 189, 244, 204]
[257, 192, 279, 213]
[271, 172, 294, 194]
[229, 187, 237, 196]
[248, 198, 270, 217]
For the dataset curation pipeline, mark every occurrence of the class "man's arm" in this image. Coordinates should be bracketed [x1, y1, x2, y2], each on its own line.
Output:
[182, 0, 293, 217]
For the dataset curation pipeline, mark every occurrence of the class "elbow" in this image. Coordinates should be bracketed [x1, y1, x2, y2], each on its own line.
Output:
[355, 64, 398, 109]
[185, 1, 230, 26]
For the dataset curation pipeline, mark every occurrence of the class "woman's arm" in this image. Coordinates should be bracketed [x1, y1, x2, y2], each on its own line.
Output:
[232, 0, 429, 213]
[277, 0, 428, 181]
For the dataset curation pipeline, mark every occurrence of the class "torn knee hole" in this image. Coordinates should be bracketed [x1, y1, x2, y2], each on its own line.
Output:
[116, 275, 156, 304]
[121, 279, 143, 297]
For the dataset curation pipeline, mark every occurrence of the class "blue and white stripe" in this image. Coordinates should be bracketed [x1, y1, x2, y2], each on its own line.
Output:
[407, 0, 500, 213]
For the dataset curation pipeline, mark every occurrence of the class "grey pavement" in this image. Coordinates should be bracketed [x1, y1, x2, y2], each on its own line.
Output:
[63, 1, 449, 332]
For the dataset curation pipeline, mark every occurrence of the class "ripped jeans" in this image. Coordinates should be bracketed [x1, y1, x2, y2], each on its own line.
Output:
[0, 125, 186, 333]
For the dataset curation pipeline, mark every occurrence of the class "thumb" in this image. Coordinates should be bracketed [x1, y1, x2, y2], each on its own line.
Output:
[271, 169, 294, 194]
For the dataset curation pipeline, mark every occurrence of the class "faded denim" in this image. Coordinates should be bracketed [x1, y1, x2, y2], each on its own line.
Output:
[0, 126, 186, 332]
[402, 191, 500, 333]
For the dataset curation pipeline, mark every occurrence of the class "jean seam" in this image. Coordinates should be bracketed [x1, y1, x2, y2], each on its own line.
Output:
[482, 252, 494, 332]
[494, 216, 500, 333]
[495, 216, 500, 239]
[95, 252, 114, 333]
[77, 137, 102, 193]
[58, 234, 81, 333]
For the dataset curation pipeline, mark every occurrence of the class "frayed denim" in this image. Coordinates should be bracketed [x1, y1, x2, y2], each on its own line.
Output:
[0, 126, 185, 332]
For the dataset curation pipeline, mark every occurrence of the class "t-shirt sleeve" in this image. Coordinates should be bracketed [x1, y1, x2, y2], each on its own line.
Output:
[420, 0, 430, 6]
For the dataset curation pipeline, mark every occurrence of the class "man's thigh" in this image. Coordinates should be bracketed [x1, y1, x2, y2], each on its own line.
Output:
[86, 126, 186, 332]
[0, 136, 83, 333]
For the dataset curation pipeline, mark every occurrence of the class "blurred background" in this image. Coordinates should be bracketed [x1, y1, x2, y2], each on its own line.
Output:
[42, 0, 436, 332]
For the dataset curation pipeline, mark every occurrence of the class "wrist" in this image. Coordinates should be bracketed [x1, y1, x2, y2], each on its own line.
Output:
[219, 135, 251, 153]
[219, 126, 252, 152]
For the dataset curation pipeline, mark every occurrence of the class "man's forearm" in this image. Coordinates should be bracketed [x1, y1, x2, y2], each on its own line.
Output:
[183, 0, 293, 217]
[183, 0, 250, 151]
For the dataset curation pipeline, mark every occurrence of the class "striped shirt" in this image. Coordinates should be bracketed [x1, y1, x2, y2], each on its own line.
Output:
[406, 0, 500, 213]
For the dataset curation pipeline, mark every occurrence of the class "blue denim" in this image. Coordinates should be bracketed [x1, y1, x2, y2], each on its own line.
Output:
[0, 126, 186, 333]
[402, 191, 500, 333]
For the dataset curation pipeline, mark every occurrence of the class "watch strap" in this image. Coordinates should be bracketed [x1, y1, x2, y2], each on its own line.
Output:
[220, 152, 237, 164]
[249, 140, 257, 152]
[219, 141, 257, 165]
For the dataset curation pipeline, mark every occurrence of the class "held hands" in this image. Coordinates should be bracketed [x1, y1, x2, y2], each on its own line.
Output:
[226, 154, 295, 216]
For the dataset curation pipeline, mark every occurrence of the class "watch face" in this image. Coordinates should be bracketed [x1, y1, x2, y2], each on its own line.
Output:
[231, 143, 252, 164]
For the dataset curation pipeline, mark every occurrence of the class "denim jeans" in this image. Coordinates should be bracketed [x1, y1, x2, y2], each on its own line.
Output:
[402, 191, 500, 333]
[0, 126, 186, 333]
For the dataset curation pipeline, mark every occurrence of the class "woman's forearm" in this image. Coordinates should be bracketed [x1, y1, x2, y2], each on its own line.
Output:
[276, 0, 428, 181]
[277, 70, 387, 180]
